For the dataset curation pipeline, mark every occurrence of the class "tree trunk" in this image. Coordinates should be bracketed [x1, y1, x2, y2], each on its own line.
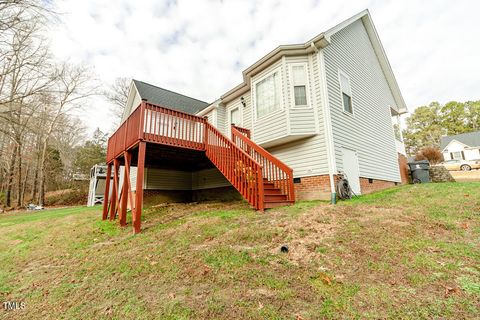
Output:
[37, 138, 48, 206]
[31, 139, 41, 201]
[21, 165, 30, 205]
[5, 143, 18, 207]
[16, 141, 23, 207]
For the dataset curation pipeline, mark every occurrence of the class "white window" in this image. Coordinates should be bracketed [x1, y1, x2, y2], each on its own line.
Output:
[452, 151, 463, 160]
[291, 65, 308, 106]
[255, 71, 281, 117]
[339, 71, 353, 114]
[230, 107, 241, 126]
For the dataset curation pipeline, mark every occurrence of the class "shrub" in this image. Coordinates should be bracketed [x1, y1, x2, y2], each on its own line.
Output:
[415, 147, 444, 164]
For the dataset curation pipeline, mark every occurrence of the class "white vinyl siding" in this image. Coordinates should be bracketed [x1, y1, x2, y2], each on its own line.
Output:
[323, 19, 401, 182]
[220, 55, 329, 177]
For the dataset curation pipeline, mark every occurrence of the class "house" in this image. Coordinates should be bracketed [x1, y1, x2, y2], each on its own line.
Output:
[440, 131, 480, 161]
[103, 10, 408, 233]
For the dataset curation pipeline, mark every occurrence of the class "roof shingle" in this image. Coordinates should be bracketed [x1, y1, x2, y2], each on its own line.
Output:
[133, 80, 209, 115]
[440, 131, 480, 150]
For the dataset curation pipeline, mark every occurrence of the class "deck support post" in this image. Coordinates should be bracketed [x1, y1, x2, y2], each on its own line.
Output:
[119, 153, 129, 226]
[109, 158, 119, 220]
[133, 142, 146, 234]
[102, 163, 112, 220]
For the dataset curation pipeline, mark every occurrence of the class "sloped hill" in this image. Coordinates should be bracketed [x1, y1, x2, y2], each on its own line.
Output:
[0, 183, 479, 319]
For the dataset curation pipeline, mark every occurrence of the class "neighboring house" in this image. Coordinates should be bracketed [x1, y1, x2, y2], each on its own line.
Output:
[440, 131, 480, 161]
[104, 10, 408, 233]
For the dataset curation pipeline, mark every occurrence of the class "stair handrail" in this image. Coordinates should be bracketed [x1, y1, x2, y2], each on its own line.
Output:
[205, 122, 265, 210]
[231, 125, 295, 201]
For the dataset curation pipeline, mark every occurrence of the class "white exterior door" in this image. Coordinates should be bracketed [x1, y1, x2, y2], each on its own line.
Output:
[341, 148, 361, 195]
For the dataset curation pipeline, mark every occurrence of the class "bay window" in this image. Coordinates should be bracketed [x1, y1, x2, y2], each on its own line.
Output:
[255, 71, 281, 117]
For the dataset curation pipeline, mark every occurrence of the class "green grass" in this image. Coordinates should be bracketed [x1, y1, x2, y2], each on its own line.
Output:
[0, 183, 479, 319]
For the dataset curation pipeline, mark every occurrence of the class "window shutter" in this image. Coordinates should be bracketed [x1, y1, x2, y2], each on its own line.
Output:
[450, 152, 453, 160]
[461, 151, 465, 160]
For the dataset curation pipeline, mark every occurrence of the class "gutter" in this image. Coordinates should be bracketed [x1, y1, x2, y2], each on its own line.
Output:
[221, 35, 330, 104]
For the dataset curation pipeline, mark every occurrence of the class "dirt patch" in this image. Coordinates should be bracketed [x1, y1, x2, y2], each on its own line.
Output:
[270, 204, 339, 265]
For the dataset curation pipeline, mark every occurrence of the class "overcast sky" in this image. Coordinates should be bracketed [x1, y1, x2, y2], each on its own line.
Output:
[50, 0, 480, 135]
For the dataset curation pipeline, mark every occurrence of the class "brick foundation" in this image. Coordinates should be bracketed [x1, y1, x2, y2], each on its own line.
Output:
[294, 175, 332, 200]
[359, 177, 396, 194]
[398, 153, 409, 184]
[294, 174, 398, 200]
[133, 174, 398, 205]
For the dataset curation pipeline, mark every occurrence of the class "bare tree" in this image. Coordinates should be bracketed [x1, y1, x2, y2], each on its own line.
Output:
[36, 64, 95, 205]
[104, 77, 130, 124]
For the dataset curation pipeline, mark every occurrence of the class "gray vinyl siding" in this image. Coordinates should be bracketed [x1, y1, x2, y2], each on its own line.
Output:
[118, 166, 138, 191]
[144, 167, 230, 190]
[323, 19, 401, 182]
[146, 168, 191, 190]
[192, 168, 230, 190]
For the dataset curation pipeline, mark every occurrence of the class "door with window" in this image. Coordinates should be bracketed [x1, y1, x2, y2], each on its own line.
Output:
[341, 148, 361, 195]
[229, 107, 241, 137]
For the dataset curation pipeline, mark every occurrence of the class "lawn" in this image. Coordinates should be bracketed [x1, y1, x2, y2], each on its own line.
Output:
[0, 183, 479, 319]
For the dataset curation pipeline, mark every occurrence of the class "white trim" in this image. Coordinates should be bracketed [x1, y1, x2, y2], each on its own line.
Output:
[252, 66, 284, 121]
[441, 139, 469, 153]
[288, 62, 311, 109]
[337, 69, 354, 116]
[318, 50, 337, 197]
[120, 81, 139, 124]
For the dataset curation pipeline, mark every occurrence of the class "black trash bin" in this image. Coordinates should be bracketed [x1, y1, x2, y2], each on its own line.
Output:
[408, 160, 430, 183]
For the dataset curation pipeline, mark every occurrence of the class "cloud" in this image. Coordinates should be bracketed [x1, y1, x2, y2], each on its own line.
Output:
[50, 0, 480, 134]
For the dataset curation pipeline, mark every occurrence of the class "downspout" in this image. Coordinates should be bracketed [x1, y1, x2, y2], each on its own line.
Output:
[315, 43, 338, 204]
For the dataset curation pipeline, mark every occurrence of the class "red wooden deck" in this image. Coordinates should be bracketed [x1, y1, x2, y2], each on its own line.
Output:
[103, 101, 294, 233]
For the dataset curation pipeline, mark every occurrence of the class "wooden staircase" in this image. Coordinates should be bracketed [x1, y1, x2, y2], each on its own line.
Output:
[263, 179, 294, 208]
[106, 101, 295, 216]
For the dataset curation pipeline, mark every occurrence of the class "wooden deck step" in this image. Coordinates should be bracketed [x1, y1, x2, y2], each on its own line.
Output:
[264, 194, 288, 201]
[264, 200, 295, 209]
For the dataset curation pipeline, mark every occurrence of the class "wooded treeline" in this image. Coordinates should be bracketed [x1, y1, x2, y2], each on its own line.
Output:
[0, 0, 98, 208]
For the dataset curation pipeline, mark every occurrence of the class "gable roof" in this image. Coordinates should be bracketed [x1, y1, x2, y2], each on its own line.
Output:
[220, 9, 407, 114]
[440, 131, 480, 150]
[133, 80, 209, 115]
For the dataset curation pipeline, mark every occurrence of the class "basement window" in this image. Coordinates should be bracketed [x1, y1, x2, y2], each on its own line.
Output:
[293, 177, 301, 183]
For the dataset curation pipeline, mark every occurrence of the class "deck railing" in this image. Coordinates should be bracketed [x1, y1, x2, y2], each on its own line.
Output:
[143, 103, 206, 150]
[107, 102, 206, 162]
[205, 122, 264, 210]
[106, 101, 295, 210]
[231, 125, 295, 201]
